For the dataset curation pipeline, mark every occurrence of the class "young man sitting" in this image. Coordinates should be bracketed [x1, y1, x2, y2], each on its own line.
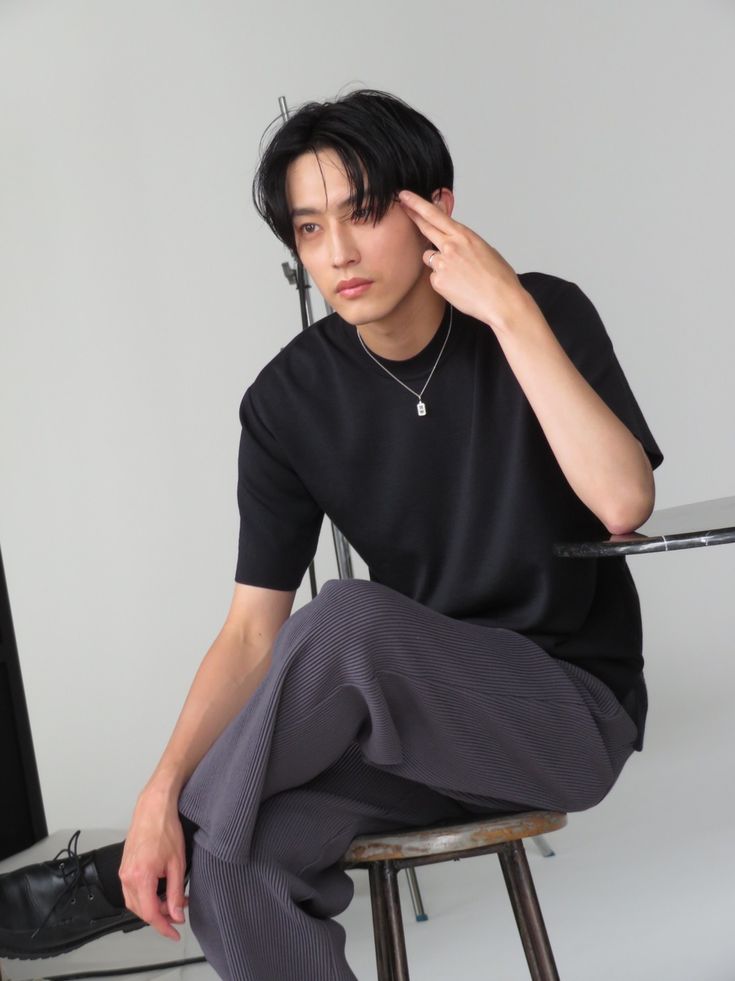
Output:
[0, 89, 662, 980]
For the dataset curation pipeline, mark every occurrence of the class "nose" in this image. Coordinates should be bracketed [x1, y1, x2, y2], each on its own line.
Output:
[328, 222, 360, 268]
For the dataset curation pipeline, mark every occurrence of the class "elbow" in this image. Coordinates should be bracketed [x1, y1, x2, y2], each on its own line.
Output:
[601, 441, 656, 535]
[606, 513, 650, 536]
[603, 484, 655, 536]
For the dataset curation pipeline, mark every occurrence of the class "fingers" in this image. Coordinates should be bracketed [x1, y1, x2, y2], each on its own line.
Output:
[397, 190, 454, 243]
[120, 848, 187, 941]
[165, 857, 187, 924]
[424, 248, 441, 272]
[122, 874, 182, 941]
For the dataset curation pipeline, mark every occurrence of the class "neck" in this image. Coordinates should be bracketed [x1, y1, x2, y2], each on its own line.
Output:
[356, 277, 446, 360]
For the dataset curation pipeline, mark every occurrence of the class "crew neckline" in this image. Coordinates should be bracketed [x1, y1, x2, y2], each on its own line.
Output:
[345, 303, 458, 383]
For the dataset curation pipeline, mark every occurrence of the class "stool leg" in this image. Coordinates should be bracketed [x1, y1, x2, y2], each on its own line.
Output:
[368, 864, 395, 981]
[382, 861, 411, 981]
[405, 867, 429, 921]
[497, 841, 560, 981]
[532, 834, 555, 858]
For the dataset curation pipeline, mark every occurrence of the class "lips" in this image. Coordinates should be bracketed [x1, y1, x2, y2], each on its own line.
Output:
[336, 278, 373, 298]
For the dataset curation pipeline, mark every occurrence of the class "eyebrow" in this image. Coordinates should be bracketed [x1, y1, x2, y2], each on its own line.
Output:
[290, 196, 356, 220]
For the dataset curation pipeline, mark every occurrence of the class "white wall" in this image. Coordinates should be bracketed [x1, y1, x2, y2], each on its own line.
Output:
[0, 0, 733, 834]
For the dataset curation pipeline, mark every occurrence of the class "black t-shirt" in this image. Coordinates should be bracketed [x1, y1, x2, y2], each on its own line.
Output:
[235, 271, 663, 749]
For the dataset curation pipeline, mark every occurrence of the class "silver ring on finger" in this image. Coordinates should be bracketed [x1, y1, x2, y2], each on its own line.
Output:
[428, 250, 439, 268]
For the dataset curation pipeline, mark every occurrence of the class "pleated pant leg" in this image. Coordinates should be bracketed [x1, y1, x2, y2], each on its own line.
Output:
[178, 578, 640, 981]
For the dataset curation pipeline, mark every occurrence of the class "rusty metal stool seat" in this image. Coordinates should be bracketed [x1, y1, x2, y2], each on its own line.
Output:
[342, 809, 567, 980]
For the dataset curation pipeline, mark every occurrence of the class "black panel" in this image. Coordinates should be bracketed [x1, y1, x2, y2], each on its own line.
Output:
[0, 546, 47, 860]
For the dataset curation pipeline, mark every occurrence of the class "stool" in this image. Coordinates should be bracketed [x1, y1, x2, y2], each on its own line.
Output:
[342, 809, 567, 981]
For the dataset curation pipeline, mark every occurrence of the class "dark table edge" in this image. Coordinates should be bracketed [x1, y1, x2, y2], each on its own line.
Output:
[554, 526, 735, 558]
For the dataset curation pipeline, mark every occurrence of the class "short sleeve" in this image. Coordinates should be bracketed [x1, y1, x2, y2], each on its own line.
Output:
[548, 281, 664, 470]
[234, 387, 324, 589]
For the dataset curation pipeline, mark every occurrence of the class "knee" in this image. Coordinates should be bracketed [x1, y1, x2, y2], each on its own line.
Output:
[270, 577, 406, 682]
[273, 578, 383, 653]
[314, 578, 407, 628]
[317, 577, 381, 608]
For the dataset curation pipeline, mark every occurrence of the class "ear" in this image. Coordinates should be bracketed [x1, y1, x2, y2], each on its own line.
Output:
[431, 187, 455, 219]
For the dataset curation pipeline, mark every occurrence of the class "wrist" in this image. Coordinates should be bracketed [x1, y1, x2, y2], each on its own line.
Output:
[139, 768, 186, 808]
[489, 286, 544, 339]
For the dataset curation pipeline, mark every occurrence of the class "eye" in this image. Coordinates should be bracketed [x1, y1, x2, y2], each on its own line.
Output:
[351, 207, 371, 223]
[299, 222, 318, 235]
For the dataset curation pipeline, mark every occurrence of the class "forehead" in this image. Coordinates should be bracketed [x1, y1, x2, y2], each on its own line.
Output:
[285, 149, 355, 214]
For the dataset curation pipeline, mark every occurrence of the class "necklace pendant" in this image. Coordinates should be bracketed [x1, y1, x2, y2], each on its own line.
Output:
[417, 401, 427, 417]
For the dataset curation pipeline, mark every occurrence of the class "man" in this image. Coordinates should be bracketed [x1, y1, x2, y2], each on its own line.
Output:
[0, 90, 662, 979]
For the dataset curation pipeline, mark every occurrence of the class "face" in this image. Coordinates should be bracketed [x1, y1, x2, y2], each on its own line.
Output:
[285, 149, 438, 329]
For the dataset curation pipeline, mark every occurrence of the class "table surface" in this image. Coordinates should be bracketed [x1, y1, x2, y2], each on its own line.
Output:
[554, 495, 735, 558]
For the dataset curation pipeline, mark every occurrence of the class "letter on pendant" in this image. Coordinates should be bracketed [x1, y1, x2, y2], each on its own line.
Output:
[417, 401, 427, 416]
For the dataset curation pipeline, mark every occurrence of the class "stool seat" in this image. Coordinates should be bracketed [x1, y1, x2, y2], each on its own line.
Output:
[342, 810, 567, 980]
[343, 810, 567, 865]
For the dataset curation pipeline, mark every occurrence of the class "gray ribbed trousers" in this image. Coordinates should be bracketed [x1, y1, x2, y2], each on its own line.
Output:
[178, 578, 639, 981]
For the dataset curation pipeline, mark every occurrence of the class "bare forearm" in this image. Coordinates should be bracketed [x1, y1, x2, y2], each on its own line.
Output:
[493, 291, 655, 534]
[136, 585, 295, 809]
[139, 623, 275, 809]
[161, 634, 268, 788]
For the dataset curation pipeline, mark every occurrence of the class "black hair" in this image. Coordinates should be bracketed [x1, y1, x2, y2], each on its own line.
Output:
[252, 89, 453, 252]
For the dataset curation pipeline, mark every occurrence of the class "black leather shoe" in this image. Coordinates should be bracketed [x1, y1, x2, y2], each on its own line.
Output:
[0, 830, 145, 960]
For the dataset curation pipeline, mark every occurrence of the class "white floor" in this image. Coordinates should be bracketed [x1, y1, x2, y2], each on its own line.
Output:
[2, 700, 734, 980]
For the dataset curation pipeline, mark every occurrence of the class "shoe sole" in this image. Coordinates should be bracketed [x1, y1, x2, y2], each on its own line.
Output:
[0, 916, 146, 960]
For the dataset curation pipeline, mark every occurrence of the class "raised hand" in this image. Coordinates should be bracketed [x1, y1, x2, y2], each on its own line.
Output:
[397, 189, 527, 331]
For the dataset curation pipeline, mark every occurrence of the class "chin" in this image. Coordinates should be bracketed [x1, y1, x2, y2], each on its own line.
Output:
[334, 299, 385, 327]
[331, 304, 358, 326]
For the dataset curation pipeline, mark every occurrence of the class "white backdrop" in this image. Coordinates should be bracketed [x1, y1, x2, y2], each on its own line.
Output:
[1, 0, 733, 845]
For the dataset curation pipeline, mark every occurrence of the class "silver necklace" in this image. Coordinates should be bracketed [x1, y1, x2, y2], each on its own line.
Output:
[356, 306, 453, 417]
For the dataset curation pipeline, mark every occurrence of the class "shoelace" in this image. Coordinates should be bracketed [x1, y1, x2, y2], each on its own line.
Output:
[31, 830, 97, 938]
